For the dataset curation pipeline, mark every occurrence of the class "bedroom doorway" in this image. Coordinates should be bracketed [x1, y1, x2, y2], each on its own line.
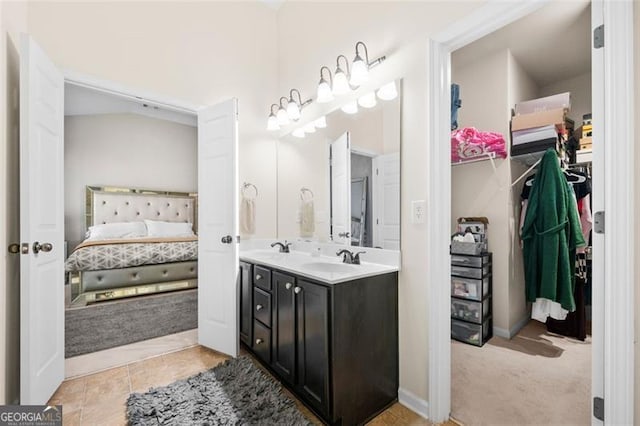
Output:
[425, 0, 635, 424]
[18, 34, 240, 404]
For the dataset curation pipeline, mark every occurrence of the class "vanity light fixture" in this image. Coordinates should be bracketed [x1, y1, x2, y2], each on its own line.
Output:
[277, 97, 290, 126]
[333, 55, 352, 96]
[303, 122, 317, 134]
[377, 81, 398, 101]
[316, 66, 334, 103]
[350, 41, 386, 86]
[314, 116, 327, 128]
[341, 100, 358, 115]
[358, 92, 377, 109]
[287, 89, 313, 121]
[292, 128, 306, 138]
[267, 104, 280, 131]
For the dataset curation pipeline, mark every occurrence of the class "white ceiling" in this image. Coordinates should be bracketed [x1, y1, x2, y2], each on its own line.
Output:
[64, 83, 197, 127]
[453, 0, 591, 87]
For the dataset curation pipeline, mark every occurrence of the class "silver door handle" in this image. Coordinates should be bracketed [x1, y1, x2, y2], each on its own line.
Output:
[33, 242, 53, 254]
[255, 338, 263, 345]
[294, 287, 301, 294]
[256, 274, 262, 280]
[256, 304, 263, 311]
[285, 282, 292, 290]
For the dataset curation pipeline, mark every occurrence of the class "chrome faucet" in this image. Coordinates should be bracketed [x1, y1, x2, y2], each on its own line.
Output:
[336, 249, 366, 265]
[271, 240, 292, 253]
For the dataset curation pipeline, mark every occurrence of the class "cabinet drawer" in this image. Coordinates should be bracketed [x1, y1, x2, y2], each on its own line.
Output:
[451, 275, 490, 301]
[451, 253, 491, 268]
[451, 317, 492, 347]
[253, 287, 271, 327]
[451, 297, 491, 324]
[254, 265, 272, 291]
[253, 320, 271, 363]
[451, 264, 490, 279]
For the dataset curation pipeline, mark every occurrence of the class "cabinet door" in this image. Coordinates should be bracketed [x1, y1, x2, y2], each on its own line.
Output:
[239, 262, 252, 345]
[272, 272, 296, 384]
[296, 280, 330, 416]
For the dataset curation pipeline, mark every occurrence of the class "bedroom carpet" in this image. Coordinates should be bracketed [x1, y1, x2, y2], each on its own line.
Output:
[127, 356, 312, 425]
[451, 320, 591, 425]
[65, 289, 197, 358]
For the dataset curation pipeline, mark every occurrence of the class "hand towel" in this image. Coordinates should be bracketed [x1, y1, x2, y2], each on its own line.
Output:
[240, 197, 255, 235]
[300, 199, 315, 238]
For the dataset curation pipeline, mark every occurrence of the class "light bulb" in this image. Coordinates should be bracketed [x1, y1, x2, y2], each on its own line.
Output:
[276, 107, 289, 126]
[267, 114, 279, 131]
[286, 101, 301, 121]
[377, 81, 398, 101]
[314, 116, 327, 128]
[292, 128, 305, 138]
[304, 122, 316, 134]
[358, 92, 377, 108]
[333, 69, 351, 95]
[317, 80, 334, 103]
[350, 55, 368, 86]
[341, 100, 358, 115]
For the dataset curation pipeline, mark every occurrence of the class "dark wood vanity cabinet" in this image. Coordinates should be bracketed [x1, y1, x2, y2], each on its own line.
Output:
[239, 261, 398, 426]
[238, 261, 253, 346]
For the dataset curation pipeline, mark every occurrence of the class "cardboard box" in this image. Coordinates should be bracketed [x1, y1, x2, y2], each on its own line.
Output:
[576, 149, 593, 163]
[580, 136, 593, 150]
[512, 108, 566, 132]
[515, 92, 571, 115]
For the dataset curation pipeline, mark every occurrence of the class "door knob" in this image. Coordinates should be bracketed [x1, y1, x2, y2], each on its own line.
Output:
[255, 338, 263, 345]
[256, 274, 262, 280]
[221, 235, 233, 244]
[256, 304, 263, 311]
[285, 282, 292, 290]
[294, 287, 301, 294]
[32, 242, 53, 254]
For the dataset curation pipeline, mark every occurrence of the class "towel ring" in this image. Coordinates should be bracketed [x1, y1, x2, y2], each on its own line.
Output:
[242, 182, 258, 199]
[300, 187, 314, 201]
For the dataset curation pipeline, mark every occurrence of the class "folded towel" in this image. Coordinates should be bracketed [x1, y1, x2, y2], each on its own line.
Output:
[240, 197, 255, 235]
[300, 199, 315, 238]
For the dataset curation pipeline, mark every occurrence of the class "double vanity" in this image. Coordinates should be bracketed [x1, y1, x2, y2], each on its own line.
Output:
[239, 242, 399, 425]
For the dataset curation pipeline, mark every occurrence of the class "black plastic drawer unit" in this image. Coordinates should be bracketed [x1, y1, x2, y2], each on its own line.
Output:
[451, 275, 491, 302]
[451, 264, 491, 279]
[451, 317, 492, 347]
[450, 253, 491, 268]
[451, 296, 491, 324]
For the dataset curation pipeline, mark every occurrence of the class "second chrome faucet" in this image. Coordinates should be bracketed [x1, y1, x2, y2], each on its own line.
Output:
[271, 240, 292, 253]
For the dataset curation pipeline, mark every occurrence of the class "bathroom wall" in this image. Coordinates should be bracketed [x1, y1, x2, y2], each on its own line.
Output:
[539, 71, 592, 128]
[0, 0, 28, 404]
[277, 0, 486, 405]
[27, 1, 280, 240]
[64, 113, 197, 249]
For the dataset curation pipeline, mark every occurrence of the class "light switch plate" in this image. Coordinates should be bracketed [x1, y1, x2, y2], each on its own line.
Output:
[412, 200, 426, 224]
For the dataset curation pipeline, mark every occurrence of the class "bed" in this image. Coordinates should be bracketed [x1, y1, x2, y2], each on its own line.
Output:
[67, 186, 198, 307]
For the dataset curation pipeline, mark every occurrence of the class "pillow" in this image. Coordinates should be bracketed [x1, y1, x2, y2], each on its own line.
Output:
[86, 221, 147, 241]
[144, 220, 195, 238]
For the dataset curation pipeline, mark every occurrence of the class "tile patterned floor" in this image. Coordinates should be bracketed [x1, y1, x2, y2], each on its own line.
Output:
[49, 345, 453, 426]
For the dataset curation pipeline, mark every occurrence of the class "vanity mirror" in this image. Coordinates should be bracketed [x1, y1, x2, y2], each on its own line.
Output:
[277, 80, 401, 250]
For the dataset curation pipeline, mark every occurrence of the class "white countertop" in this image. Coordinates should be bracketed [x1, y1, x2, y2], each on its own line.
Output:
[239, 249, 399, 285]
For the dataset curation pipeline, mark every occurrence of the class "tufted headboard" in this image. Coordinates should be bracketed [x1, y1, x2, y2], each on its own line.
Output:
[85, 186, 197, 233]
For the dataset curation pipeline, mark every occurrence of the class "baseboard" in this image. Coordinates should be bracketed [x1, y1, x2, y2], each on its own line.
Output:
[398, 387, 429, 420]
[493, 315, 530, 339]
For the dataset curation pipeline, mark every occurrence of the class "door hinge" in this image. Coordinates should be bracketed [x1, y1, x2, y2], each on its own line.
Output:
[236, 235, 241, 243]
[594, 24, 604, 49]
[593, 397, 604, 421]
[593, 211, 604, 234]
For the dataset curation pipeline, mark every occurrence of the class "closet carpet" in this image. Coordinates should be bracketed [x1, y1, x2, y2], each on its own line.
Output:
[451, 320, 591, 425]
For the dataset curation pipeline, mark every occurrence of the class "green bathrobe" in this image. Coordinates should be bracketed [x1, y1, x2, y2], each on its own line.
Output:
[521, 149, 586, 312]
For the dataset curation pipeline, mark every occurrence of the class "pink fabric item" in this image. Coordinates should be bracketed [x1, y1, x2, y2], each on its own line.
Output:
[451, 127, 508, 163]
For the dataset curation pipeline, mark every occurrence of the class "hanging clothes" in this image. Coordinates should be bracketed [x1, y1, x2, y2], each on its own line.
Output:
[521, 149, 586, 313]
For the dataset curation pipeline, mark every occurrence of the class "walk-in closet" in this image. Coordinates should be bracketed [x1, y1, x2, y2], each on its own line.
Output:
[448, 1, 594, 423]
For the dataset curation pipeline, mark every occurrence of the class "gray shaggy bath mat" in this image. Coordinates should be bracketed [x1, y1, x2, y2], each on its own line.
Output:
[126, 356, 312, 425]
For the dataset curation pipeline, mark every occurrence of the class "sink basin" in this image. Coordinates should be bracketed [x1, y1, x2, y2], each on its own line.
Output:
[301, 262, 358, 273]
[247, 250, 286, 260]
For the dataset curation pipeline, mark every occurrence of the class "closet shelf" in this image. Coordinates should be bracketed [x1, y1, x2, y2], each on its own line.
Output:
[451, 152, 499, 167]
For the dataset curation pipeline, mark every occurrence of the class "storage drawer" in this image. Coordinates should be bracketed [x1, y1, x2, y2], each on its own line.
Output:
[253, 287, 271, 327]
[451, 317, 492, 347]
[253, 320, 271, 363]
[451, 275, 490, 301]
[451, 264, 490, 279]
[254, 265, 272, 291]
[451, 253, 491, 268]
[451, 297, 491, 324]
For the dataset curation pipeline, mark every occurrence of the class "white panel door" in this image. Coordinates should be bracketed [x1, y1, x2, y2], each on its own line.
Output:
[20, 34, 65, 404]
[330, 133, 351, 245]
[372, 152, 400, 250]
[197, 98, 239, 357]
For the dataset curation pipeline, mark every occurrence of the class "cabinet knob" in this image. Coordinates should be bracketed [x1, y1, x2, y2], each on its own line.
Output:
[255, 338, 263, 345]
[285, 282, 292, 290]
[256, 304, 263, 311]
[294, 287, 301, 294]
[256, 274, 262, 280]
